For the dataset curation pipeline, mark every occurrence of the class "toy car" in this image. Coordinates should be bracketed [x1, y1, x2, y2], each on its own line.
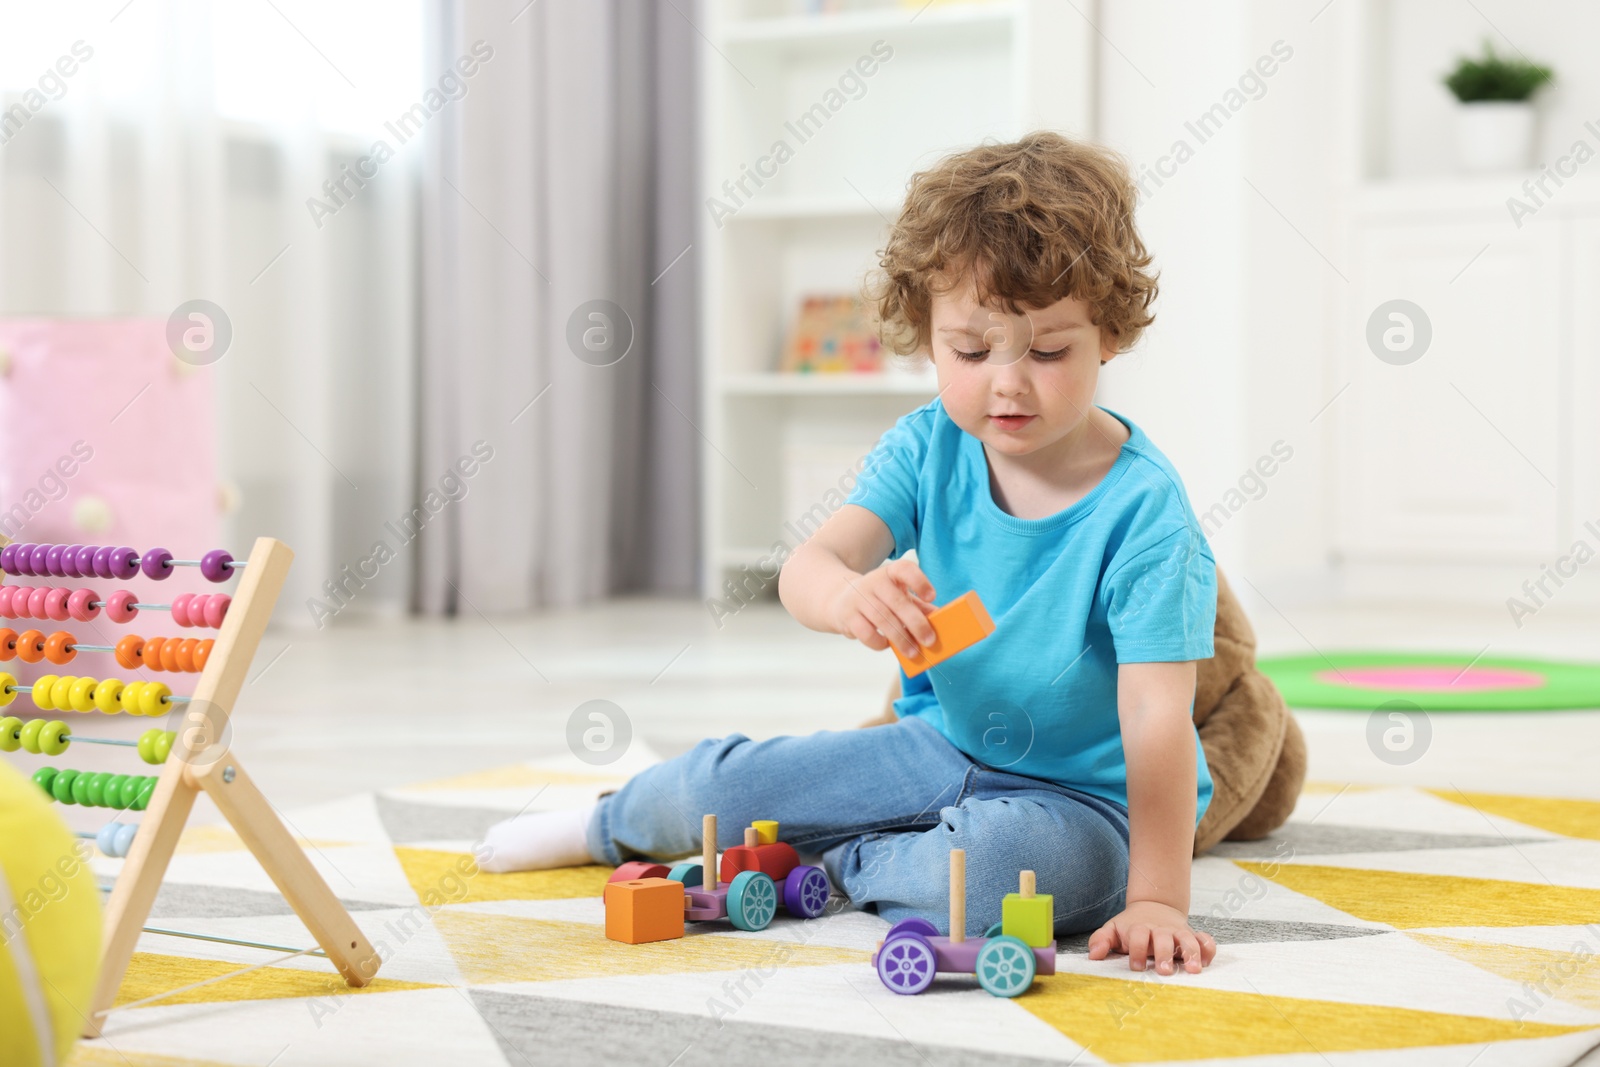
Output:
[873, 850, 1056, 998]
[604, 815, 831, 943]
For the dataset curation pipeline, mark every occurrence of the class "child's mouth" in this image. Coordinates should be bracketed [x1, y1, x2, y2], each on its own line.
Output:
[990, 414, 1036, 431]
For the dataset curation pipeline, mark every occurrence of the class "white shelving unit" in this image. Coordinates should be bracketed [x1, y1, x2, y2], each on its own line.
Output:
[697, 0, 1093, 599]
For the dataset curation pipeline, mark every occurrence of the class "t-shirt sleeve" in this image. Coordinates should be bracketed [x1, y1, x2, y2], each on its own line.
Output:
[842, 403, 936, 560]
[1102, 525, 1217, 663]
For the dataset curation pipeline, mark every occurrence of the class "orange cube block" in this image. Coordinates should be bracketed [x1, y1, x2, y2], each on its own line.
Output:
[893, 590, 995, 678]
[603, 877, 685, 944]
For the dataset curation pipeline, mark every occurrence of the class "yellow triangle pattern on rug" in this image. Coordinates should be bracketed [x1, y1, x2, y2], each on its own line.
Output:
[433, 910, 868, 985]
[1432, 789, 1600, 842]
[1239, 862, 1600, 929]
[114, 952, 440, 1008]
[68, 1047, 241, 1067]
[1411, 932, 1600, 1011]
[393, 847, 612, 904]
[1018, 972, 1586, 1064]
[406, 765, 626, 792]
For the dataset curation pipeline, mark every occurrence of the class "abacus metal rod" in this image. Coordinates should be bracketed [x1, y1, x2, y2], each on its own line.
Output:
[148, 559, 247, 569]
[6, 683, 191, 704]
[62, 735, 141, 749]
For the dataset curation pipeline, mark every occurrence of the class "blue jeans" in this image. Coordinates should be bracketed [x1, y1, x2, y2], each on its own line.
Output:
[586, 716, 1131, 937]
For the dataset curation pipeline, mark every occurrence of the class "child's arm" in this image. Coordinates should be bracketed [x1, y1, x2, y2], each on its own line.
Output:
[778, 504, 938, 659]
[1087, 660, 1219, 975]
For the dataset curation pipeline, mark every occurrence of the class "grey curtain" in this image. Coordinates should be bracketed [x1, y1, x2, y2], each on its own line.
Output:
[416, 0, 699, 613]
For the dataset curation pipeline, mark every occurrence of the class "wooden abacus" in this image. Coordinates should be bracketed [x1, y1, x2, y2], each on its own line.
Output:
[0, 536, 380, 1037]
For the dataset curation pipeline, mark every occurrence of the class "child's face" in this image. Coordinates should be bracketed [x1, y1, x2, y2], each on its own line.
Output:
[927, 274, 1119, 460]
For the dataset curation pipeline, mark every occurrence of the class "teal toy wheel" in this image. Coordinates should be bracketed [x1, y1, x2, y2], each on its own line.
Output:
[975, 935, 1036, 998]
[667, 861, 703, 887]
[727, 871, 777, 931]
[982, 921, 1004, 938]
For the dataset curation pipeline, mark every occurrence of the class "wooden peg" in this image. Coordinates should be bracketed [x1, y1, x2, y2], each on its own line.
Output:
[949, 848, 966, 943]
[703, 814, 718, 892]
[744, 827, 758, 848]
[1020, 870, 1036, 899]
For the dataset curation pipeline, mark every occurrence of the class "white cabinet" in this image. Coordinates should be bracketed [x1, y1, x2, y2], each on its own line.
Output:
[1333, 179, 1600, 568]
[697, 0, 1093, 599]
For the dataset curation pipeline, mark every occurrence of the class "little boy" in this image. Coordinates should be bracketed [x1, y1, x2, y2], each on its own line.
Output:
[481, 131, 1218, 975]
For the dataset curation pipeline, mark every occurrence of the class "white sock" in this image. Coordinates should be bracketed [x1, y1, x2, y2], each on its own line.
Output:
[475, 802, 599, 872]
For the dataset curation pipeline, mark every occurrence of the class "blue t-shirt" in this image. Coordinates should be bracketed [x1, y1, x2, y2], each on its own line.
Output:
[844, 398, 1216, 822]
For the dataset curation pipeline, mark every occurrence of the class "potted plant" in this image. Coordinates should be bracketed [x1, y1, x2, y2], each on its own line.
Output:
[1443, 39, 1554, 173]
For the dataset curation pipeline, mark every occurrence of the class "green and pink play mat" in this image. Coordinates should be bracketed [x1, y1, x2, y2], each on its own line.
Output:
[1258, 652, 1600, 711]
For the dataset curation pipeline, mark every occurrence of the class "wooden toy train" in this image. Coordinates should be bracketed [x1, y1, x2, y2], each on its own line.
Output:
[873, 848, 1056, 997]
[604, 815, 832, 943]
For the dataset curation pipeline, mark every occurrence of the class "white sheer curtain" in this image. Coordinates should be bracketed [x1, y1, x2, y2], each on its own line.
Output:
[415, 0, 700, 614]
[0, 0, 420, 625]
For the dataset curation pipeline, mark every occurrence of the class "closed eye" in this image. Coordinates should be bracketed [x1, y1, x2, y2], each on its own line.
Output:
[952, 347, 1071, 363]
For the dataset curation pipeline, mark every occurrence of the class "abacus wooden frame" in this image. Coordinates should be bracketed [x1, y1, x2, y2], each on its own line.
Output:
[75, 536, 381, 1036]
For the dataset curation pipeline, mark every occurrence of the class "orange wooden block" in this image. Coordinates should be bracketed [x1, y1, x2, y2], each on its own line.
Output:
[603, 877, 685, 944]
[892, 590, 995, 678]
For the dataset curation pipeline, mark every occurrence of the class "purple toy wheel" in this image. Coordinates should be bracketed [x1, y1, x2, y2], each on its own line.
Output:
[877, 933, 937, 995]
[200, 549, 234, 583]
[884, 917, 940, 941]
[141, 548, 173, 580]
[783, 865, 830, 919]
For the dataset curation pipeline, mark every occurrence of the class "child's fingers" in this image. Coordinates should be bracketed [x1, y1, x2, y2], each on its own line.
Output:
[885, 585, 939, 647]
[1196, 930, 1218, 965]
[1085, 921, 1119, 960]
[1126, 924, 1152, 971]
[1152, 930, 1176, 974]
[890, 558, 936, 604]
[846, 615, 890, 651]
[1177, 931, 1205, 973]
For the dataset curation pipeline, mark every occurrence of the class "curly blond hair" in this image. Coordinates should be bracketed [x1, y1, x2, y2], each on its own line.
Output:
[869, 131, 1158, 359]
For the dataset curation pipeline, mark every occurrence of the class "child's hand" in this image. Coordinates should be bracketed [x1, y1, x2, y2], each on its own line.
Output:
[1086, 900, 1217, 975]
[827, 558, 938, 659]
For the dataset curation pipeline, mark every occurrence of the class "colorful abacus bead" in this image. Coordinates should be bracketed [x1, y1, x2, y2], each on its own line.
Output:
[97, 821, 139, 858]
[68, 677, 98, 712]
[44, 545, 66, 575]
[105, 589, 138, 624]
[61, 545, 84, 578]
[141, 547, 174, 580]
[143, 636, 167, 671]
[94, 678, 125, 714]
[136, 728, 175, 765]
[44, 630, 75, 665]
[200, 550, 235, 582]
[32, 674, 57, 709]
[68, 587, 99, 621]
[44, 587, 70, 621]
[0, 715, 22, 750]
[13, 629, 43, 663]
[118, 681, 144, 715]
[140, 682, 171, 716]
[49, 676, 76, 710]
[74, 545, 97, 576]
[0, 544, 17, 572]
[91, 546, 114, 580]
[28, 545, 50, 575]
[0, 671, 15, 705]
[115, 634, 142, 669]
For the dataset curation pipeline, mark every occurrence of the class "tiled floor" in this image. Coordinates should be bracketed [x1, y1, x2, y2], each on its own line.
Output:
[35, 593, 1600, 837]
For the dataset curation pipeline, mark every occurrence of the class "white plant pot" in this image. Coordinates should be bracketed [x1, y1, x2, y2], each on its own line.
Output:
[1455, 101, 1536, 173]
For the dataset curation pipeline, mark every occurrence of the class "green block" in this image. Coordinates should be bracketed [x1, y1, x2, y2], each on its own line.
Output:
[1001, 892, 1054, 948]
